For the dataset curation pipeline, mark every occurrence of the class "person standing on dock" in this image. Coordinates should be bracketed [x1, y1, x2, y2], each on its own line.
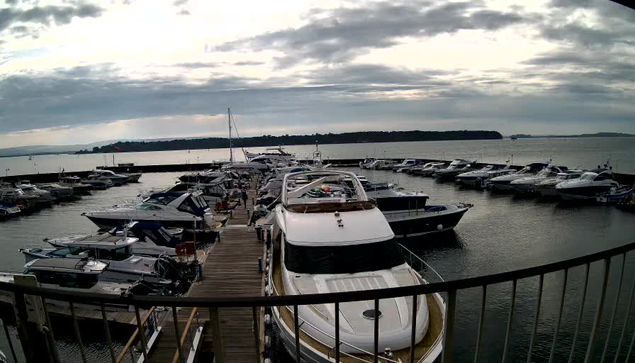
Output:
[241, 187, 248, 208]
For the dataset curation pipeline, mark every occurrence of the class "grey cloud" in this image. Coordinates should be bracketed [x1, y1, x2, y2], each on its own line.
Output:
[173, 0, 188, 5]
[5, 0, 19, 6]
[0, 3, 103, 36]
[214, 1, 527, 66]
[233, 61, 264, 66]
[172, 62, 217, 68]
[177, 9, 190, 16]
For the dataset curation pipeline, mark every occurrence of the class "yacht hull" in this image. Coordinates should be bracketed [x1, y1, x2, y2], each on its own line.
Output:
[557, 186, 613, 201]
[86, 215, 205, 230]
[383, 205, 469, 238]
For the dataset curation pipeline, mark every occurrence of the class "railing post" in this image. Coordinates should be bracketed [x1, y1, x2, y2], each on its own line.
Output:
[527, 274, 544, 363]
[209, 307, 226, 363]
[172, 306, 184, 363]
[101, 303, 117, 363]
[549, 269, 568, 363]
[134, 305, 148, 362]
[584, 258, 611, 363]
[601, 254, 626, 363]
[474, 285, 487, 363]
[294, 304, 301, 362]
[252, 306, 260, 363]
[442, 289, 457, 363]
[569, 263, 591, 363]
[13, 291, 55, 363]
[69, 301, 88, 363]
[501, 279, 517, 363]
[410, 294, 418, 363]
[374, 298, 380, 363]
[335, 302, 340, 363]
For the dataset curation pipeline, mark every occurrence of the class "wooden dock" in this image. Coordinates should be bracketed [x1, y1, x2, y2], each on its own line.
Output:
[148, 184, 265, 363]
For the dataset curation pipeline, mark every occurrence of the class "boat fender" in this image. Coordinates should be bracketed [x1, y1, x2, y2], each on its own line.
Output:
[264, 335, 272, 348]
[264, 314, 272, 326]
[384, 348, 394, 359]
[265, 358, 272, 363]
[258, 258, 263, 273]
[437, 224, 443, 231]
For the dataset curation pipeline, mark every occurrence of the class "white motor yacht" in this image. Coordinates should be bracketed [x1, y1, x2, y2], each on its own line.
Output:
[82, 175, 114, 189]
[91, 170, 129, 186]
[487, 163, 549, 191]
[359, 158, 376, 169]
[510, 165, 569, 194]
[83, 192, 216, 230]
[37, 183, 75, 201]
[456, 164, 512, 188]
[15, 183, 56, 205]
[434, 159, 475, 180]
[535, 170, 583, 197]
[270, 170, 444, 362]
[556, 169, 619, 201]
[392, 158, 422, 173]
[59, 176, 93, 194]
[245, 146, 295, 164]
[411, 162, 446, 176]
[368, 159, 399, 170]
[0, 202, 21, 220]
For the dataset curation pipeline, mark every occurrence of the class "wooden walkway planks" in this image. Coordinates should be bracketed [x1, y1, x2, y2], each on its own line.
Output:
[149, 184, 264, 363]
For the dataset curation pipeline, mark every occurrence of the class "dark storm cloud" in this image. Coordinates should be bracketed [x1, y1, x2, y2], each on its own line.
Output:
[215, 1, 526, 66]
[0, 3, 103, 37]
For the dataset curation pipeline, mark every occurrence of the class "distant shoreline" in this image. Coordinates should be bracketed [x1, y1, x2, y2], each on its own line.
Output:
[509, 132, 634, 139]
[75, 130, 503, 155]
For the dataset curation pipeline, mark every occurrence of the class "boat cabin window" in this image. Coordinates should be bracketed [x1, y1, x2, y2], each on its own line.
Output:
[284, 239, 405, 274]
[146, 195, 179, 205]
[580, 173, 597, 181]
[95, 246, 132, 261]
[595, 173, 612, 181]
[136, 203, 162, 210]
[29, 270, 99, 288]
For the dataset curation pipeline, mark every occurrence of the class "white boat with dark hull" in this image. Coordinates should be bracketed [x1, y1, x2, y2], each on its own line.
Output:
[37, 183, 75, 201]
[269, 170, 445, 363]
[377, 196, 470, 238]
[434, 159, 475, 180]
[368, 159, 399, 170]
[59, 176, 93, 194]
[510, 165, 569, 194]
[0, 202, 21, 220]
[535, 171, 583, 197]
[487, 163, 549, 191]
[556, 170, 619, 201]
[20, 239, 192, 289]
[15, 183, 56, 206]
[392, 158, 423, 173]
[91, 170, 129, 186]
[82, 175, 114, 189]
[456, 165, 512, 188]
[83, 192, 216, 230]
[44, 222, 182, 257]
[411, 162, 446, 176]
[359, 158, 376, 169]
[245, 146, 295, 164]
[0, 259, 176, 311]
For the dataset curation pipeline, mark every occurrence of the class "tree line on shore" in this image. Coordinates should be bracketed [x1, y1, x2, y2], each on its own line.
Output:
[77, 130, 503, 154]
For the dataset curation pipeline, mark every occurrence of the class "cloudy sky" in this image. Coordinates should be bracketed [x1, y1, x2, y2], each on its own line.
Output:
[0, 0, 634, 147]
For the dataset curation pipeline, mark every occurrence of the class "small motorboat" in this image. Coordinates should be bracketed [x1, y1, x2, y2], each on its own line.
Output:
[376, 196, 470, 237]
[58, 176, 93, 194]
[410, 162, 446, 176]
[123, 172, 143, 183]
[597, 186, 634, 205]
[510, 165, 569, 194]
[0, 202, 21, 220]
[368, 159, 399, 170]
[456, 164, 512, 188]
[535, 170, 583, 197]
[487, 162, 549, 191]
[359, 157, 376, 169]
[556, 169, 619, 201]
[15, 182, 56, 206]
[434, 159, 475, 180]
[392, 158, 423, 172]
[82, 175, 114, 189]
[83, 192, 217, 230]
[90, 170, 129, 186]
[36, 183, 75, 201]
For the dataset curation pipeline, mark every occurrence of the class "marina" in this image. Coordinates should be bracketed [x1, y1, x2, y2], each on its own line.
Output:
[0, 141, 634, 362]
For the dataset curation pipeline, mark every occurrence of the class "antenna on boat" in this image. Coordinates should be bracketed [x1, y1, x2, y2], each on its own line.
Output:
[228, 108, 233, 165]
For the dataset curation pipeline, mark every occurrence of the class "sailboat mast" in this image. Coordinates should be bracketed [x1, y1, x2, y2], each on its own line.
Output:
[228, 108, 233, 164]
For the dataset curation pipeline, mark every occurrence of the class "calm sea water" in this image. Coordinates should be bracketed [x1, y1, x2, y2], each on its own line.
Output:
[2, 137, 635, 176]
[0, 139, 634, 361]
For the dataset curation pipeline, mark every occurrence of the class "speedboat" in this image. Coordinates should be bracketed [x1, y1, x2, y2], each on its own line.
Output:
[20, 238, 194, 289]
[36, 183, 75, 201]
[15, 182, 56, 205]
[535, 170, 583, 197]
[0, 202, 21, 220]
[146, 180, 229, 208]
[456, 164, 512, 188]
[83, 192, 216, 230]
[0, 258, 176, 311]
[392, 158, 422, 173]
[487, 163, 549, 191]
[556, 169, 620, 201]
[434, 159, 475, 180]
[359, 158, 376, 169]
[82, 175, 114, 189]
[269, 170, 444, 362]
[597, 186, 635, 205]
[368, 159, 399, 170]
[179, 169, 227, 184]
[122, 172, 142, 183]
[245, 146, 295, 164]
[44, 222, 182, 257]
[510, 165, 569, 194]
[377, 196, 470, 238]
[58, 176, 93, 194]
[90, 170, 129, 186]
[411, 162, 446, 176]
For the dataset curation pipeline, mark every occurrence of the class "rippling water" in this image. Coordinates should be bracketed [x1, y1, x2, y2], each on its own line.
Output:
[2, 137, 635, 176]
[1, 158, 635, 361]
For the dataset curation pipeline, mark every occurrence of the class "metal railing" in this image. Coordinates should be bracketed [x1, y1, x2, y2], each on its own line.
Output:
[1, 241, 635, 363]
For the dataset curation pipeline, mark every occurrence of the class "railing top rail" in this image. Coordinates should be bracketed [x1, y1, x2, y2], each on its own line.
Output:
[3, 241, 635, 307]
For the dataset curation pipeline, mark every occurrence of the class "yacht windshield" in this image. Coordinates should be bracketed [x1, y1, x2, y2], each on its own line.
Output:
[284, 239, 405, 274]
[580, 173, 597, 181]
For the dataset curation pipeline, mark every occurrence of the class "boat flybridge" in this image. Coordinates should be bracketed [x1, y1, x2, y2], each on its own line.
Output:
[270, 170, 444, 362]
[83, 192, 216, 230]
